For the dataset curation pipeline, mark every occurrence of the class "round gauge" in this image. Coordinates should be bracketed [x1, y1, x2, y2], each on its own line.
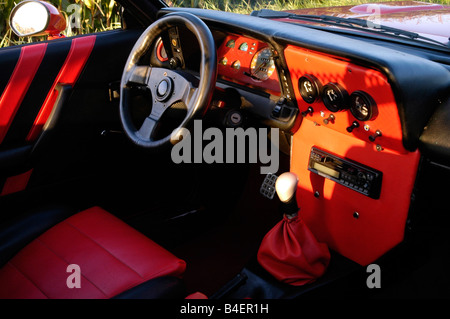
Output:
[321, 83, 349, 112]
[350, 91, 377, 121]
[155, 37, 168, 62]
[219, 57, 228, 65]
[226, 39, 235, 48]
[250, 47, 276, 81]
[239, 42, 248, 51]
[298, 74, 322, 104]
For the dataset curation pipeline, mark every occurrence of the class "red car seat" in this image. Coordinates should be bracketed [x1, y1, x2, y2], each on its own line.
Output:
[0, 206, 186, 299]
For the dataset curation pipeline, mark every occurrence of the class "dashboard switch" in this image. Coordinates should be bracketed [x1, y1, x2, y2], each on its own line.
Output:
[323, 114, 335, 125]
[369, 130, 382, 142]
[169, 57, 181, 69]
[346, 121, 360, 133]
[301, 106, 314, 117]
[272, 104, 282, 118]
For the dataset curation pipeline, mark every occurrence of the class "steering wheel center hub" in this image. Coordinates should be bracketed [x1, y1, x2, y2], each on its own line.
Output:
[156, 78, 173, 101]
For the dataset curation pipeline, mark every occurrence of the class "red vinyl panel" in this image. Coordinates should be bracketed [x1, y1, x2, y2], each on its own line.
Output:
[285, 45, 420, 265]
[291, 120, 420, 265]
[284, 45, 405, 153]
[26, 35, 96, 141]
[0, 169, 33, 196]
[0, 44, 47, 144]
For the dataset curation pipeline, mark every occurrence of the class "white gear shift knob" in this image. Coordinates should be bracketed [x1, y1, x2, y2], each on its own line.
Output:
[275, 172, 298, 203]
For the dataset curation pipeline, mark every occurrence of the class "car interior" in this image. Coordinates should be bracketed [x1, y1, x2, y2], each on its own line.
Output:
[0, 0, 449, 299]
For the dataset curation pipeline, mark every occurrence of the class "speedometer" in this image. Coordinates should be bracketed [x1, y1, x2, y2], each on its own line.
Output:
[250, 47, 276, 81]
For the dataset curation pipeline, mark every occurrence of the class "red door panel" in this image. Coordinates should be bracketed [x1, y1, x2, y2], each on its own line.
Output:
[27, 36, 96, 142]
[0, 43, 47, 144]
[0, 35, 96, 195]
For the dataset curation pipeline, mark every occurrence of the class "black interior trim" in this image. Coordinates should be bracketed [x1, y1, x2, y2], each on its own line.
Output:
[113, 276, 187, 299]
[419, 97, 450, 166]
[116, 0, 166, 27]
[0, 145, 32, 175]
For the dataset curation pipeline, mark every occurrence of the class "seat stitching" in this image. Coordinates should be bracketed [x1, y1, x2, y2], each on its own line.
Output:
[35, 238, 109, 298]
[6, 261, 50, 299]
[61, 220, 145, 279]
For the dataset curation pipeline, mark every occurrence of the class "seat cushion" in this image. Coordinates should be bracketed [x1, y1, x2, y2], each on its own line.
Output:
[0, 204, 76, 267]
[0, 206, 186, 299]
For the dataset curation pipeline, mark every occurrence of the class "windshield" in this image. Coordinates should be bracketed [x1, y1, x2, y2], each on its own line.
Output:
[1, 0, 448, 48]
[168, 0, 449, 14]
[169, 0, 450, 49]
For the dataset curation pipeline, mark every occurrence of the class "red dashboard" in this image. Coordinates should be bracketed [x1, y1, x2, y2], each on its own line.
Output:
[284, 45, 420, 265]
[182, 31, 423, 266]
[285, 45, 404, 154]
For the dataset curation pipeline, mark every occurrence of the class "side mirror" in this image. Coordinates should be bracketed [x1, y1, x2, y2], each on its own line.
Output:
[9, 0, 66, 38]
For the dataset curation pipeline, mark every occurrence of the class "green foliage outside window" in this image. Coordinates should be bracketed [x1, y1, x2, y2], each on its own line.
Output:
[1, 0, 448, 48]
[0, 0, 121, 47]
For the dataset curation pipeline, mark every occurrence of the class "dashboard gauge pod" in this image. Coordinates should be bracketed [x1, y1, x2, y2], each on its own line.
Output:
[250, 47, 276, 81]
[155, 37, 169, 62]
[298, 74, 322, 104]
[9, 0, 66, 38]
[350, 91, 378, 121]
[321, 82, 349, 112]
[238, 42, 249, 51]
[225, 39, 235, 48]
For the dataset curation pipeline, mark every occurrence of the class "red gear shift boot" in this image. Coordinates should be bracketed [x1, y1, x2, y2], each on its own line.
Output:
[257, 214, 330, 286]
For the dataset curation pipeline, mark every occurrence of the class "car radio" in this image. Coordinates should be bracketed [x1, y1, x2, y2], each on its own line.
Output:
[308, 147, 382, 199]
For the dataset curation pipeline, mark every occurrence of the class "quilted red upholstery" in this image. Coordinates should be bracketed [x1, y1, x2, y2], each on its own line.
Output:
[0, 206, 186, 299]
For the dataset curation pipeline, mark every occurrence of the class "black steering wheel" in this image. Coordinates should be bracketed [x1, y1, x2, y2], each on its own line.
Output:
[119, 12, 217, 149]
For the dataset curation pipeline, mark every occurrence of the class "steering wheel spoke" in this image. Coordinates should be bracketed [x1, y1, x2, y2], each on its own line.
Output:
[137, 116, 158, 140]
[125, 65, 151, 86]
[182, 85, 199, 110]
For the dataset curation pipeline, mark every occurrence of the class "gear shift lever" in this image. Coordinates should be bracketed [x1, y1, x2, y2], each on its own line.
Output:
[257, 172, 330, 286]
[275, 172, 299, 218]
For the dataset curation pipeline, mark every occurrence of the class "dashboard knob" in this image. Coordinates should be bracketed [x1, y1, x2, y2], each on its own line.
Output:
[301, 106, 314, 117]
[169, 57, 181, 69]
[346, 121, 360, 133]
[369, 130, 382, 142]
[323, 114, 335, 125]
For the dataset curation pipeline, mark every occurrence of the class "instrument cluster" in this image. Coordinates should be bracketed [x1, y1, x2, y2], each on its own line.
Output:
[216, 34, 281, 94]
[298, 75, 378, 122]
[284, 45, 404, 153]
